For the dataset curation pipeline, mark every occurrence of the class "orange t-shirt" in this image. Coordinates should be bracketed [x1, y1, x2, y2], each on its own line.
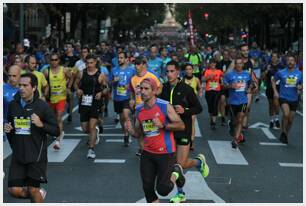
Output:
[130, 71, 161, 106]
[204, 69, 223, 91]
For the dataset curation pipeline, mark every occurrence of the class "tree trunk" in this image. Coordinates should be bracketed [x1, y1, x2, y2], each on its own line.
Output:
[80, 12, 87, 45]
[96, 14, 101, 45]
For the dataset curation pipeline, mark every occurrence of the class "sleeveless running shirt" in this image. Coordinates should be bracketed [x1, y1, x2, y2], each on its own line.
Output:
[136, 98, 176, 154]
[49, 66, 67, 103]
[184, 76, 198, 94]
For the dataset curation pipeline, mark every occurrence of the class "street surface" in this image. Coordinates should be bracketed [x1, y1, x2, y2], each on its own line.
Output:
[3, 94, 303, 203]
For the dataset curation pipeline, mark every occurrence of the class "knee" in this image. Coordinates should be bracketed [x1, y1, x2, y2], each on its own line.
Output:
[8, 187, 23, 197]
[283, 113, 290, 119]
[28, 187, 39, 196]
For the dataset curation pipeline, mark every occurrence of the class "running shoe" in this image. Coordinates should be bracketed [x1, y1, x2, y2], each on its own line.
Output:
[231, 140, 238, 149]
[87, 149, 96, 159]
[124, 135, 130, 147]
[274, 120, 280, 129]
[196, 154, 209, 178]
[172, 164, 185, 188]
[95, 126, 100, 145]
[170, 192, 186, 203]
[39, 188, 47, 200]
[136, 149, 142, 156]
[68, 114, 72, 122]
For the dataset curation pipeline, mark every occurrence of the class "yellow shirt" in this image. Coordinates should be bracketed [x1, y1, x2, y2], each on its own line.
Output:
[130, 71, 161, 106]
[184, 76, 198, 94]
[49, 66, 67, 103]
[32, 71, 47, 98]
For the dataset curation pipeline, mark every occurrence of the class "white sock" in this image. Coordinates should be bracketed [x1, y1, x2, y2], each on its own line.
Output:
[274, 114, 279, 121]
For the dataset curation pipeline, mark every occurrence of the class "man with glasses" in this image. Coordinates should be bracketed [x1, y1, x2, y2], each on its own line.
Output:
[159, 60, 209, 203]
[43, 53, 71, 150]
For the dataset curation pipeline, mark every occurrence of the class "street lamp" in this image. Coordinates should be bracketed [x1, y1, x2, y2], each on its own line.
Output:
[203, 12, 209, 20]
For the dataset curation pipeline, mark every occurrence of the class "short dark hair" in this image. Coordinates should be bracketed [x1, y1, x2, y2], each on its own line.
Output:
[81, 47, 90, 53]
[239, 43, 248, 50]
[20, 72, 38, 88]
[118, 51, 127, 58]
[24, 55, 36, 64]
[134, 56, 147, 65]
[86, 54, 98, 60]
[184, 63, 194, 70]
[166, 60, 180, 70]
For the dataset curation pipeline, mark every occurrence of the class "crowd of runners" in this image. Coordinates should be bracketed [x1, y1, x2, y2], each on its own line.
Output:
[3, 39, 303, 203]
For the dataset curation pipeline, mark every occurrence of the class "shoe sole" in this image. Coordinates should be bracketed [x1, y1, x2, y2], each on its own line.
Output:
[197, 154, 209, 178]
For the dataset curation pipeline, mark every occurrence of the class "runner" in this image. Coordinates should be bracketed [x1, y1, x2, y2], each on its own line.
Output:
[147, 44, 163, 78]
[160, 60, 209, 203]
[109, 51, 135, 146]
[5, 73, 59, 203]
[223, 57, 254, 149]
[74, 54, 108, 158]
[184, 45, 203, 80]
[125, 78, 186, 203]
[43, 53, 71, 150]
[203, 59, 224, 130]
[272, 55, 302, 144]
[263, 52, 282, 129]
[130, 56, 162, 155]
[24, 55, 49, 100]
[183, 63, 202, 150]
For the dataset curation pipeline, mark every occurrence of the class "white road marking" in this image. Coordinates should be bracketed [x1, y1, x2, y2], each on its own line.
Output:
[261, 128, 277, 140]
[3, 141, 12, 159]
[259, 142, 287, 146]
[195, 117, 201, 137]
[62, 105, 79, 121]
[74, 126, 83, 132]
[136, 171, 225, 203]
[249, 122, 269, 128]
[105, 139, 132, 143]
[115, 123, 122, 129]
[208, 140, 248, 165]
[48, 139, 81, 162]
[279, 163, 303, 168]
[296, 111, 303, 117]
[94, 159, 126, 163]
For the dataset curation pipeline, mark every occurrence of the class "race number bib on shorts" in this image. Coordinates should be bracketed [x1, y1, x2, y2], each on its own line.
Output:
[209, 81, 218, 90]
[81, 95, 93, 106]
[142, 119, 160, 137]
[14, 117, 31, 135]
[285, 76, 297, 88]
[235, 82, 246, 92]
[117, 86, 127, 96]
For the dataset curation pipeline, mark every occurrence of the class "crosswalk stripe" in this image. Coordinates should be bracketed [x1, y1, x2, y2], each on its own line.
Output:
[48, 139, 81, 162]
[94, 159, 126, 163]
[208, 140, 248, 165]
[259, 142, 287, 146]
[3, 141, 12, 159]
[261, 128, 277, 139]
[64, 133, 123, 137]
[279, 163, 303, 168]
[195, 117, 201, 137]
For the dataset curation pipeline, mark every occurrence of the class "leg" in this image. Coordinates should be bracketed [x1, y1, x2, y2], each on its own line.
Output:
[234, 112, 245, 141]
[88, 118, 98, 148]
[280, 103, 290, 135]
[190, 115, 195, 150]
[28, 186, 44, 203]
[286, 110, 296, 135]
[176, 145, 198, 169]
[243, 93, 253, 128]
[8, 187, 30, 199]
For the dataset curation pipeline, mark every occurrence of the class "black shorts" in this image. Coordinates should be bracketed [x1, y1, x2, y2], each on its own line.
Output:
[175, 136, 191, 146]
[8, 156, 47, 188]
[229, 104, 248, 117]
[113, 99, 130, 114]
[265, 86, 280, 99]
[279, 98, 298, 112]
[79, 103, 102, 122]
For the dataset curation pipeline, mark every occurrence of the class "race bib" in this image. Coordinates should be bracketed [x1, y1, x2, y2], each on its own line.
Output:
[209, 81, 218, 90]
[117, 86, 127, 96]
[14, 117, 31, 135]
[235, 81, 246, 92]
[285, 76, 297, 88]
[51, 85, 63, 96]
[81, 95, 93, 106]
[142, 119, 160, 137]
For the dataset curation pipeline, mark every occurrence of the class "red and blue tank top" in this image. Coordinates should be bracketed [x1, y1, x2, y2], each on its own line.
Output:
[136, 98, 176, 154]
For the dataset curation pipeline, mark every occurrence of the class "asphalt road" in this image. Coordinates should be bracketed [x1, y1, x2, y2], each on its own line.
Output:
[3, 94, 303, 203]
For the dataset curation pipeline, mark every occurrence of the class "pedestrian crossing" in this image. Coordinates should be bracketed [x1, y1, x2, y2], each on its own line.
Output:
[3, 117, 300, 169]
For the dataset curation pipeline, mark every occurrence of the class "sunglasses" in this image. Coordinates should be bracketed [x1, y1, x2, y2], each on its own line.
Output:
[166, 70, 176, 73]
[51, 59, 58, 61]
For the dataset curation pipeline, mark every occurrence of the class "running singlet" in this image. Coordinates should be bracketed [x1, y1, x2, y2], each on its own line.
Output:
[130, 71, 161, 106]
[49, 66, 67, 103]
[184, 76, 198, 94]
[204, 69, 223, 91]
[3, 83, 19, 122]
[223, 70, 251, 105]
[136, 98, 176, 154]
[110, 65, 135, 101]
[274, 68, 303, 102]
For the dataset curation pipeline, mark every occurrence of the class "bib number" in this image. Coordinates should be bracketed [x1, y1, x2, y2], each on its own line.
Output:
[14, 117, 31, 135]
[285, 77, 297, 88]
[117, 86, 127, 96]
[81, 95, 93, 106]
[209, 81, 218, 90]
[142, 120, 160, 137]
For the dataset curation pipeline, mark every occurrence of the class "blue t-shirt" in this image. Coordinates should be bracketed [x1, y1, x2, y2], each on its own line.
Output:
[223, 70, 252, 105]
[147, 57, 163, 77]
[3, 83, 19, 122]
[100, 66, 109, 76]
[274, 68, 303, 102]
[110, 65, 135, 101]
